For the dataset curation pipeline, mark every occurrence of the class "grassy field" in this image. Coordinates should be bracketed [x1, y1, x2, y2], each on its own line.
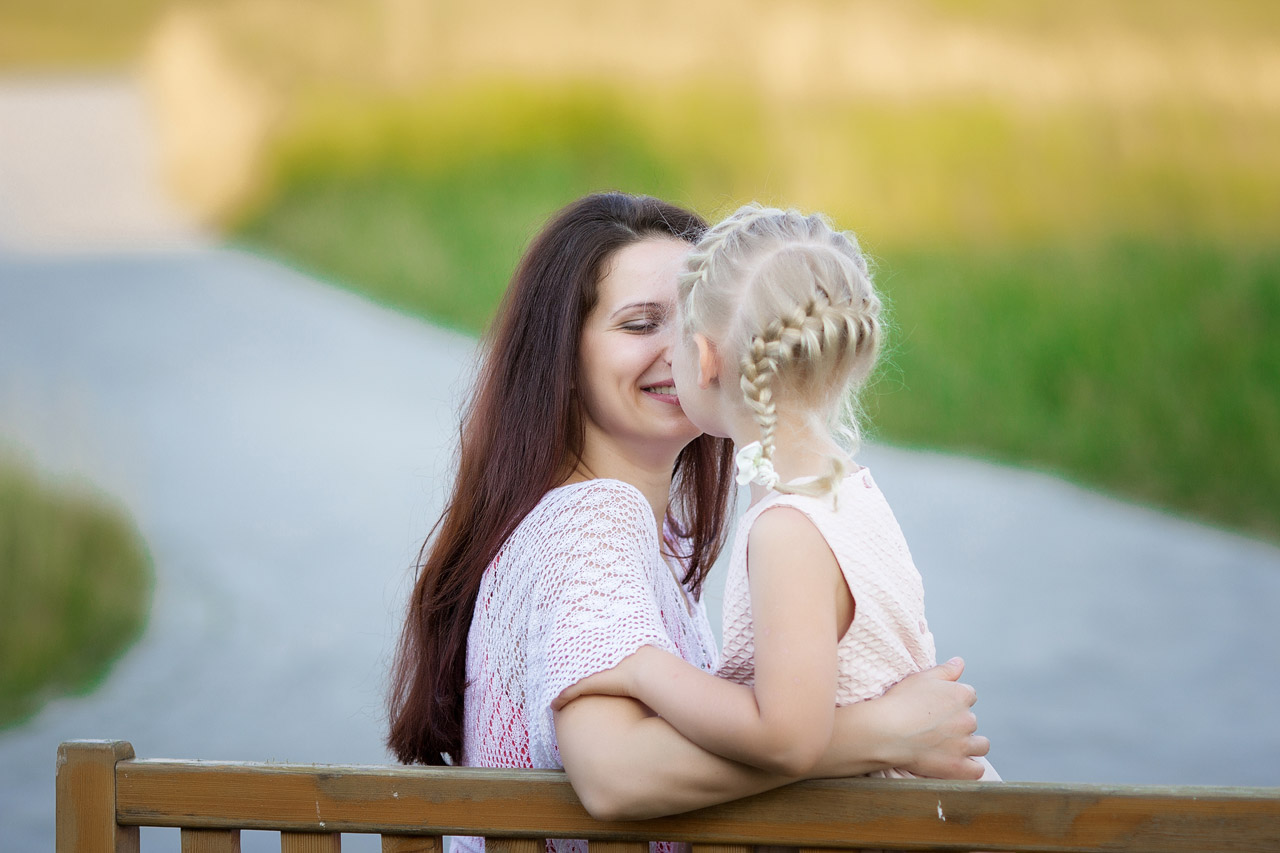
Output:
[240, 91, 697, 331]
[235, 85, 1280, 541]
[0, 457, 153, 728]
[5, 0, 1274, 541]
[873, 240, 1280, 536]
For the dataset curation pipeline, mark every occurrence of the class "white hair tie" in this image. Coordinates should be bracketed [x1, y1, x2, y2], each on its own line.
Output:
[735, 441, 780, 489]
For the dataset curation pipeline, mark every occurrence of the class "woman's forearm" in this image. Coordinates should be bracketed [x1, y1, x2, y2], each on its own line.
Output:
[554, 693, 907, 820]
[554, 659, 989, 820]
[555, 693, 798, 820]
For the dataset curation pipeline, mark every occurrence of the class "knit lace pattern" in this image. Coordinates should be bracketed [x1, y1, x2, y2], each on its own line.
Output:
[455, 478, 719, 853]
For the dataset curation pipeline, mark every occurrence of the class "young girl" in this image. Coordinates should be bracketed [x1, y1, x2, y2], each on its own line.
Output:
[554, 204, 998, 781]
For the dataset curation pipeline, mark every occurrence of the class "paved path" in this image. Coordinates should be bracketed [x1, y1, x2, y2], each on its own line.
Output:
[2, 78, 1278, 853]
[0, 251, 475, 852]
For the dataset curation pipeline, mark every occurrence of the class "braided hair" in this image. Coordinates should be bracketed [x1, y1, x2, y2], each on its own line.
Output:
[678, 204, 882, 501]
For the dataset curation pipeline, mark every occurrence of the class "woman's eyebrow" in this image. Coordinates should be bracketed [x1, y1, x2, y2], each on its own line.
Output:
[609, 301, 669, 320]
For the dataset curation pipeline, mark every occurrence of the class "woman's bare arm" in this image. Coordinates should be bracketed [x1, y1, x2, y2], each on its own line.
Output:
[555, 693, 794, 820]
[554, 657, 988, 820]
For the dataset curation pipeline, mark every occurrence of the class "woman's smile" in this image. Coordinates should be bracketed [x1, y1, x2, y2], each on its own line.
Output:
[641, 382, 680, 405]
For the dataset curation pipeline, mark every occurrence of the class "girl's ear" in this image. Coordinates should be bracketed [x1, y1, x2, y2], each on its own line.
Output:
[694, 333, 720, 389]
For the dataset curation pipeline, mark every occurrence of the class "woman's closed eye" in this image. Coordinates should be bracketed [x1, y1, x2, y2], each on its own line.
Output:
[610, 301, 671, 334]
[620, 318, 661, 333]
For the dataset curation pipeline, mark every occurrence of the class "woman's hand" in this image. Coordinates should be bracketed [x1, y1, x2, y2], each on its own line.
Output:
[551, 648, 649, 710]
[882, 657, 989, 779]
[817, 657, 990, 781]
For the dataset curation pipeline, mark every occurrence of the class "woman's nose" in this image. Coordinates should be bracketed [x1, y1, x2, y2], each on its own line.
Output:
[657, 323, 676, 362]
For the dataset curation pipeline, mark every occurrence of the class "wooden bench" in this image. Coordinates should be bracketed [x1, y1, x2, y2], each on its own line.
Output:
[56, 740, 1280, 853]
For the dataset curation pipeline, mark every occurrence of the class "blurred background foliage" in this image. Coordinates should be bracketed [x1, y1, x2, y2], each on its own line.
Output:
[0, 455, 152, 727]
[2, 0, 1277, 547]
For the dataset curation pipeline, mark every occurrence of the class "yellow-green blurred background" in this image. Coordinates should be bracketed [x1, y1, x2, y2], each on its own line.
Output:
[4, 0, 1277, 541]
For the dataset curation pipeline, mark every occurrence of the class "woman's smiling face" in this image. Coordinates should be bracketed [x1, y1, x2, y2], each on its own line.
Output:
[576, 236, 701, 466]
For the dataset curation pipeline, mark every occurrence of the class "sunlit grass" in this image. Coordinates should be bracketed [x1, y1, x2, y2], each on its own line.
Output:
[248, 80, 1280, 246]
[0, 456, 153, 728]
[240, 90, 697, 332]
[235, 87, 1280, 541]
[17, 0, 1271, 541]
[870, 240, 1280, 538]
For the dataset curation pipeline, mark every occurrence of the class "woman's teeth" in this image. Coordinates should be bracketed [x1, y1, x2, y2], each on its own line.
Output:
[646, 385, 677, 395]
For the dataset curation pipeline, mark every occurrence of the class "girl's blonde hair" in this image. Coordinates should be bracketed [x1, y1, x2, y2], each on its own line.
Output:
[677, 204, 882, 500]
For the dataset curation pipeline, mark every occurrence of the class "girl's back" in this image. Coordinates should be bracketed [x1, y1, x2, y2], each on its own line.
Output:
[719, 467, 1000, 780]
[719, 466, 934, 705]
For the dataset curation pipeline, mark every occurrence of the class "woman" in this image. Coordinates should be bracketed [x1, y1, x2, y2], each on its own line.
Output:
[387, 193, 989, 829]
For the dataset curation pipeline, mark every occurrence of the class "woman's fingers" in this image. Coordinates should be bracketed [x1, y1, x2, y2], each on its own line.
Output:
[936, 656, 965, 680]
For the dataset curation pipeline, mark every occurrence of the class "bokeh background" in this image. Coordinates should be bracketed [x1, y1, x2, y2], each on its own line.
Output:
[2, 0, 1278, 803]
[21, 0, 1273, 538]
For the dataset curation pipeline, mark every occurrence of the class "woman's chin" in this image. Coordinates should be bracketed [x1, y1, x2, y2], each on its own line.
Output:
[650, 423, 704, 457]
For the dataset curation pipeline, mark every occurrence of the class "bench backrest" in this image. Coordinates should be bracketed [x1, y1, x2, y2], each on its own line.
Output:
[56, 740, 1280, 853]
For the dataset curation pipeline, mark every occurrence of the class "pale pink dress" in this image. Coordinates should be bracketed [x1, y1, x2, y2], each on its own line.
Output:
[456, 478, 720, 853]
[718, 467, 999, 780]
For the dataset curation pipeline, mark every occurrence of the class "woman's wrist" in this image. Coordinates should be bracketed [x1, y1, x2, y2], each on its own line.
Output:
[850, 691, 912, 768]
[810, 700, 898, 778]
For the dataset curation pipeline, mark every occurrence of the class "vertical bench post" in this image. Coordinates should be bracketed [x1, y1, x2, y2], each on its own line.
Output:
[382, 836, 441, 853]
[56, 740, 140, 853]
[182, 829, 242, 853]
[281, 832, 342, 853]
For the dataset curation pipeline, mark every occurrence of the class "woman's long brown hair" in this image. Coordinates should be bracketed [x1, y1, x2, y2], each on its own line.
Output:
[387, 193, 737, 766]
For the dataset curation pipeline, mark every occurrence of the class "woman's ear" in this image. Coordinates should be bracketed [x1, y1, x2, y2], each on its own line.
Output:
[694, 333, 720, 389]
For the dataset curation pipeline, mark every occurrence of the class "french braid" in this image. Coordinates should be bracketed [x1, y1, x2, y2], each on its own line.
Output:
[680, 204, 882, 502]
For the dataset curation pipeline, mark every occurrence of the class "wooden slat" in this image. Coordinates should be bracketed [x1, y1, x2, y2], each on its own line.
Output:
[381, 835, 441, 853]
[281, 831, 341, 853]
[182, 828, 241, 853]
[486, 839, 543, 853]
[591, 843, 649, 853]
[691, 844, 751, 853]
[112, 759, 1280, 852]
[56, 740, 140, 853]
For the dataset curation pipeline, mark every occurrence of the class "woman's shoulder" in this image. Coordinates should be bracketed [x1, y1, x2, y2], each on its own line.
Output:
[549, 476, 649, 504]
[512, 477, 657, 550]
[537, 477, 650, 516]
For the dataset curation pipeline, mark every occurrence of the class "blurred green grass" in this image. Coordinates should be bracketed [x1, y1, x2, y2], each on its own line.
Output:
[872, 240, 1280, 536]
[238, 90, 698, 332]
[7, 0, 1273, 541]
[236, 87, 1279, 541]
[0, 457, 153, 727]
